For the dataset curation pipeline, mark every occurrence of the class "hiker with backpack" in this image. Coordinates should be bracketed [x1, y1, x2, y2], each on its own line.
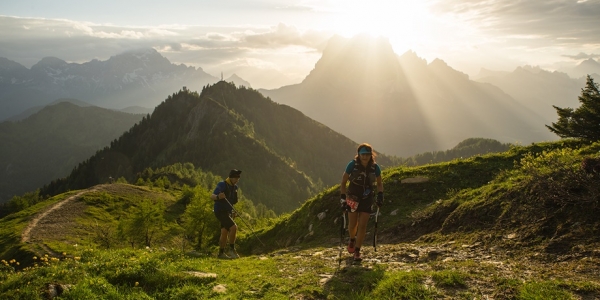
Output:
[340, 143, 384, 262]
[211, 169, 242, 259]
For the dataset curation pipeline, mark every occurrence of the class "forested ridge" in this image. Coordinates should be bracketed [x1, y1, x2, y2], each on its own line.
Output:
[35, 82, 391, 213]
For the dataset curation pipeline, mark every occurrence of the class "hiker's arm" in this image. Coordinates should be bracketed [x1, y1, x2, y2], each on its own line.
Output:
[340, 172, 349, 195]
[376, 176, 383, 193]
[211, 192, 226, 201]
[211, 183, 226, 201]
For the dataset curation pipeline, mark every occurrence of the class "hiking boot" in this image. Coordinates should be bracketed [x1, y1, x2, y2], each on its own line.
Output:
[228, 248, 240, 259]
[218, 252, 231, 259]
[353, 248, 362, 262]
[347, 239, 356, 254]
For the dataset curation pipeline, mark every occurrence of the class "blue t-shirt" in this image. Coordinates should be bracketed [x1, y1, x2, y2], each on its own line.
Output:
[213, 181, 238, 212]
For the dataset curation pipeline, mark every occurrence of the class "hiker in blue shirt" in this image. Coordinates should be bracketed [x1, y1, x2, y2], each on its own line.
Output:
[340, 143, 384, 261]
[211, 169, 242, 259]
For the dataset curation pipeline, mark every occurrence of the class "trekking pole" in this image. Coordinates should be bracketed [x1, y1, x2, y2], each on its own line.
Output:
[338, 209, 347, 270]
[223, 198, 266, 247]
[373, 206, 379, 252]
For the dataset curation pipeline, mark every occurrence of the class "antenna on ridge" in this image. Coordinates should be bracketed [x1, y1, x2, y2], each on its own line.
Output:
[221, 72, 223, 81]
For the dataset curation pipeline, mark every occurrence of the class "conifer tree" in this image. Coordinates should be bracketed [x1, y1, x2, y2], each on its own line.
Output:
[119, 198, 165, 248]
[546, 75, 600, 141]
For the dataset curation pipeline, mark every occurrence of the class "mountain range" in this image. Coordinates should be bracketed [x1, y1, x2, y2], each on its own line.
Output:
[2, 37, 598, 157]
[0, 49, 218, 121]
[260, 35, 562, 156]
[568, 58, 600, 79]
[473, 66, 595, 125]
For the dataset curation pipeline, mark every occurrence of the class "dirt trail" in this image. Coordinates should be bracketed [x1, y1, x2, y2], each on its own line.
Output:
[20, 184, 155, 248]
[21, 186, 100, 244]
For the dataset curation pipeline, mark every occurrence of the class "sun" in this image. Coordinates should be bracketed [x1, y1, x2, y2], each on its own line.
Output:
[321, 1, 433, 52]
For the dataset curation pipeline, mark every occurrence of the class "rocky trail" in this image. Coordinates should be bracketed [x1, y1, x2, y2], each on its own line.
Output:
[271, 240, 600, 299]
[21, 189, 94, 244]
[20, 186, 110, 257]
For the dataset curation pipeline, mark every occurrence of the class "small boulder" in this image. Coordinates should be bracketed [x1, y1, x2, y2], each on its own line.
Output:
[401, 177, 430, 183]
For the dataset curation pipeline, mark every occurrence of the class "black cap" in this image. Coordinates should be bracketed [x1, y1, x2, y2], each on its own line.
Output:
[228, 169, 242, 178]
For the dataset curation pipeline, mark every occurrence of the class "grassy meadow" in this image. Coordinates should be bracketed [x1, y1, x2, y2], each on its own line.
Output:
[1, 139, 599, 299]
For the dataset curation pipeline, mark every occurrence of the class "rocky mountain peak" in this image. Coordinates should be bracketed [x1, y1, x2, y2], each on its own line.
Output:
[29, 57, 71, 79]
[106, 48, 173, 73]
[398, 50, 427, 65]
[0, 58, 29, 84]
[398, 50, 428, 74]
[31, 57, 68, 69]
[428, 58, 469, 80]
[303, 34, 401, 85]
[580, 58, 600, 67]
[117, 48, 165, 62]
[0, 57, 27, 72]
[572, 58, 600, 78]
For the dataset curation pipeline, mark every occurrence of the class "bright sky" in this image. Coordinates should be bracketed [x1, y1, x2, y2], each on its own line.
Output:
[1, 0, 600, 89]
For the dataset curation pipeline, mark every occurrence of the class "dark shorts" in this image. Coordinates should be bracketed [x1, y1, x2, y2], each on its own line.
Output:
[347, 194, 373, 214]
[214, 210, 236, 230]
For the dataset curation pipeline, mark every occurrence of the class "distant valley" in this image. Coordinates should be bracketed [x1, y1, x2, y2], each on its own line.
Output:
[0, 102, 144, 202]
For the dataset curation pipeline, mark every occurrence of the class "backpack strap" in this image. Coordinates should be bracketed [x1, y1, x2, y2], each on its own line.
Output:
[223, 181, 238, 204]
[350, 161, 377, 187]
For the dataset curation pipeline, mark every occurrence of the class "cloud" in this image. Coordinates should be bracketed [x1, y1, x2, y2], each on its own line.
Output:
[168, 43, 182, 51]
[419, 0, 600, 75]
[0, 15, 329, 65]
[431, 0, 600, 46]
[562, 52, 600, 60]
[242, 23, 330, 49]
[0, 16, 331, 88]
[206, 32, 232, 41]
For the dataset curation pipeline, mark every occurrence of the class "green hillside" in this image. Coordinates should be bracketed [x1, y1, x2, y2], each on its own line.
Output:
[242, 139, 600, 254]
[0, 102, 144, 203]
[1, 139, 599, 298]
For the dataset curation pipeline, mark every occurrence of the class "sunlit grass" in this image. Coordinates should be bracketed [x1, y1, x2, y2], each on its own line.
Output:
[519, 281, 574, 300]
[371, 270, 439, 299]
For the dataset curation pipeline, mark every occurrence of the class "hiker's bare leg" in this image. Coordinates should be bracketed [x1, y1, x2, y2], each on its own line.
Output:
[219, 228, 229, 249]
[348, 211, 358, 239]
[228, 224, 237, 245]
[355, 212, 370, 247]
